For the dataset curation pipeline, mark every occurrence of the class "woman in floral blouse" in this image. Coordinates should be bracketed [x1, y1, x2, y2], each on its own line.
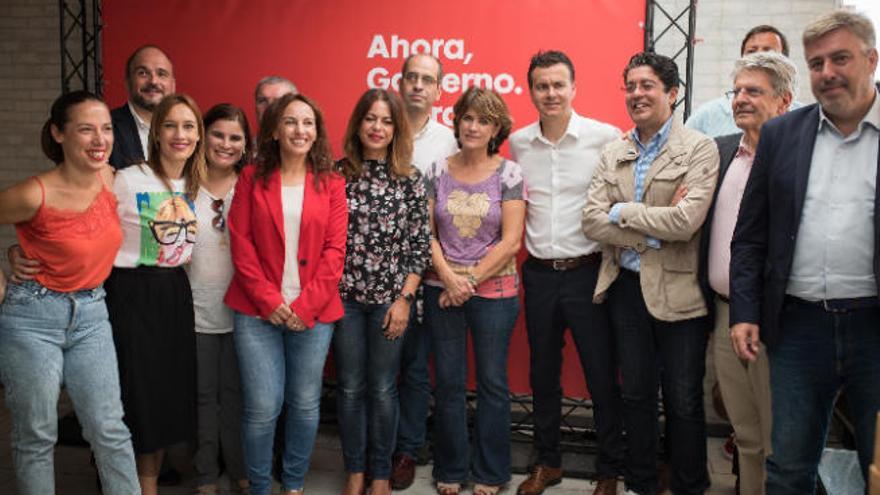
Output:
[334, 88, 431, 495]
[423, 87, 525, 495]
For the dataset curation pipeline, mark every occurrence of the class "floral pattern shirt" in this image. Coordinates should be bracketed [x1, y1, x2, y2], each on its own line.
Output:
[339, 159, 432, 305]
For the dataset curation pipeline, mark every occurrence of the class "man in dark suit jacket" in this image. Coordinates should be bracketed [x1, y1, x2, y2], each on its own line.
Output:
[698, 51, 795, 495]
[109, 45, 175, 169]
[730, 10, 880, 494]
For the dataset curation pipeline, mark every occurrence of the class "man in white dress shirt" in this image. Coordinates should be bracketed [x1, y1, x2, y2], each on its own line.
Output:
[391, 52, 458, 490]
[509, 50, 624, 495]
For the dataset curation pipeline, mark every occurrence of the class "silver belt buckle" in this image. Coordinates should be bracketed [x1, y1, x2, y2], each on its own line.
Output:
[552, 259, 566, 271]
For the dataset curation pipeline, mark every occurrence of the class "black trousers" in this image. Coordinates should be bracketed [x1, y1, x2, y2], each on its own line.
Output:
[521, 256, 625, 479]
[607, 270, 709, 495]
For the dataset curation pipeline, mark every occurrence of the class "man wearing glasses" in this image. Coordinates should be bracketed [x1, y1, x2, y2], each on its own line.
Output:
[686, 25, 799, 138]
[391, 52, 458, 490]
[582, 52, 719, 495]
[699, 51, 795, 495]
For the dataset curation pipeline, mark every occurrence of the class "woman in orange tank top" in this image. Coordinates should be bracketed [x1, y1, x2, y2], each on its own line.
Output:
[0, 91, 139, 495]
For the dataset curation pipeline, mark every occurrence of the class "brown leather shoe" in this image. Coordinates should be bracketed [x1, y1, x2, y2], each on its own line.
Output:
[390, 453, 416, 490]
[516, 465, 563, 495]
[592, 478, 618, 495]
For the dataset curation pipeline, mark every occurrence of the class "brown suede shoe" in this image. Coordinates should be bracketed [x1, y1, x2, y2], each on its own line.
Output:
[592, 478, 618, 495]
[390, 453, 416, 490]
[516, 465, 563, 495]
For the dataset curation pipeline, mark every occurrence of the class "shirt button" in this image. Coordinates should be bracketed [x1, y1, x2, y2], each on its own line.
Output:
[299, 259, 307, 266]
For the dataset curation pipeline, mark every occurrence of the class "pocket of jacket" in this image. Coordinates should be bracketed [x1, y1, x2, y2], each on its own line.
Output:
[661, 246, 704, 312]
[648, 164, 688, 205]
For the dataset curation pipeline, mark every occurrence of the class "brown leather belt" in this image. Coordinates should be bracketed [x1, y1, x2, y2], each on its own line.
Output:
[530, 253, 600, 271]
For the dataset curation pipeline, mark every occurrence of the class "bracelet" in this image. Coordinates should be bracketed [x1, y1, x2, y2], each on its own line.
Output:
[466, 272, 478, 288]
[401, 292, 415, 304]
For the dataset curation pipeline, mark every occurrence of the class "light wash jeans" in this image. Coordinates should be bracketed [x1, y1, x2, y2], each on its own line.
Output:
[234, 312, 333, 495]
[0, 281, 139, 495]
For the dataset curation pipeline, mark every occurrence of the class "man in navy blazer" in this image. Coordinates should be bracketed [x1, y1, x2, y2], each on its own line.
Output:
[730, 10, 880, 493]
[109, 45, 175, 169]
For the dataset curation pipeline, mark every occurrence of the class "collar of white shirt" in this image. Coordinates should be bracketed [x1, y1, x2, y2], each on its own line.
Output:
[524, 111, 582, 146]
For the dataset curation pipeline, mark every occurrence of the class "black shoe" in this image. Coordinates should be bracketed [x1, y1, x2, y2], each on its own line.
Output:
[157, 467, 182, 486]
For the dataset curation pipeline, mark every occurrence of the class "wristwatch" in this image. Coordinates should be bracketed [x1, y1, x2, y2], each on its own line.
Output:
[401, 292, 415, 304]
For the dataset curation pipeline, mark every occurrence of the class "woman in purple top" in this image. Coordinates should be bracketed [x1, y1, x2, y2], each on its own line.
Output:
[422, 87, 526, 495]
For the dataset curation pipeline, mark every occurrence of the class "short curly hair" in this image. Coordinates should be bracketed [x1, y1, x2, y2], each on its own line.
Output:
[623, 52, 679, 93]
[451, 87, 513, 156]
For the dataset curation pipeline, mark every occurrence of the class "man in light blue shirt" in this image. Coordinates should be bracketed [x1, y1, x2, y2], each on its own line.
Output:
[687, 25, 802, 137]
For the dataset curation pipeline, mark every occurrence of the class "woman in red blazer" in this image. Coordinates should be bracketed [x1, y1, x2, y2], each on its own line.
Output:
[224, 93, 347, 495]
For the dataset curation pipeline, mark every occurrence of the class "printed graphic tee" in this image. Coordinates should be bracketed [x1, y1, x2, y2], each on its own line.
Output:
[113, 164, 197, 268]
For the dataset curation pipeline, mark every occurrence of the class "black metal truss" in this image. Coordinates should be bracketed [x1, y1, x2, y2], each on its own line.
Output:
[645, 0, 697, 120]
[59, 0, 102, 96]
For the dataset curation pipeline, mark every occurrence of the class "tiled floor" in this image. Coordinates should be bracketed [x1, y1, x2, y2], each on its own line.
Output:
[0, 392, 736, 495]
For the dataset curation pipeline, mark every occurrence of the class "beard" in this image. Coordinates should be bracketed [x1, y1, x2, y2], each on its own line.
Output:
[129, 83, 165, 112]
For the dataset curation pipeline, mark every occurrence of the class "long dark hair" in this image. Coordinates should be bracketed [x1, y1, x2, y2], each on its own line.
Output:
[203, 103, 252, 173]
[255, 93, 334, 188]
[41, 90, 107, 164]
[340, 89, 413, 180]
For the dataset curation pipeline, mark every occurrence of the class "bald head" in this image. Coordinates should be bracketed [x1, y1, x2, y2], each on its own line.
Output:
[125, 45, 175, 112]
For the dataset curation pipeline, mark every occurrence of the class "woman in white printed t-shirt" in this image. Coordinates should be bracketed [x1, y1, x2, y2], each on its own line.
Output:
[105, 93, 206, 495]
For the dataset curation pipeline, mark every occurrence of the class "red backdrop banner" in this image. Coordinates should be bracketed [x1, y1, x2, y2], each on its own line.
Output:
[103, 0, 646, 396]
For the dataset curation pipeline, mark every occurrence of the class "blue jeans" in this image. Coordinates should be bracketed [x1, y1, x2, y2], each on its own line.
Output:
[765, 300, 880, 494]
[333, 300, 406, 478]
[234, 312, 333, 495]
[425, 286, 518, 485]
[396, 312, 431, 458]
[607, 271, 709, 495]
[0, 281, 139, 495]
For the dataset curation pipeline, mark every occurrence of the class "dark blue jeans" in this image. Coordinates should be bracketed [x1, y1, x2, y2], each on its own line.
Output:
[396, 311, 431, 459]
[333, 300, 406, 478]
[521, 257, 625, 478]
[607, 270, 709, 495]
[425, 286, 519, 485]
[765, 300, 880, 494]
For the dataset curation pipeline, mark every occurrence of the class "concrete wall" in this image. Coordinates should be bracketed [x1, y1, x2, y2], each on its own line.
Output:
[0, 0, 60, 268]
[688, 0, 841, 109]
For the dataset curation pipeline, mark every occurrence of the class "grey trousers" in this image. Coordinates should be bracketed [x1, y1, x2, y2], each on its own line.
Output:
[195, 332, 247, 485]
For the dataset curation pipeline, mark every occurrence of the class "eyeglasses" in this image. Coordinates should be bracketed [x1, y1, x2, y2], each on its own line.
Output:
[148, 219, 198, 245]
[622, 81, 660, 93]
[725, 87, 767, 99]
[210, 198, 226, 232]
[403, 72, 438, 86]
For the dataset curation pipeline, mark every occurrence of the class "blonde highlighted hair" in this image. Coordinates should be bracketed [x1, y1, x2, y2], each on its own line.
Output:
[145, 93, 206, 199]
